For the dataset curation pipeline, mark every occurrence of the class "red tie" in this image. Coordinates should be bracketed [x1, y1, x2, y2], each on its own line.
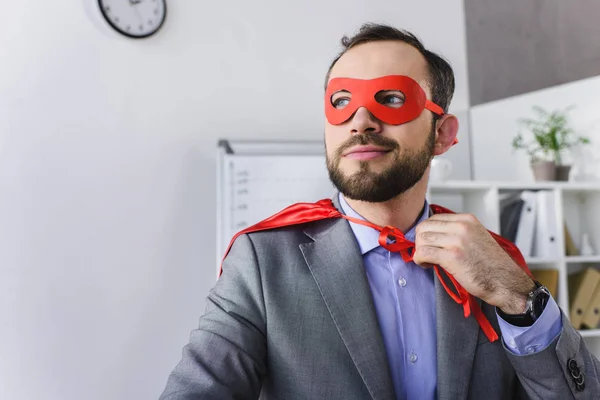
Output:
[218, 199, 530, 343]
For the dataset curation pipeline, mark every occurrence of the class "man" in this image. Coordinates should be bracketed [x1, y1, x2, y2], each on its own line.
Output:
[160, 23, 599, 399]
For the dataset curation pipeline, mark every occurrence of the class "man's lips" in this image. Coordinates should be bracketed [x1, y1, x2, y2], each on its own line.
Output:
[343, 145, 392, 160]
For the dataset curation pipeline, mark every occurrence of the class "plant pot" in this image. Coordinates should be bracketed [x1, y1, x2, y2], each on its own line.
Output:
[531, 160, 556, 181]
[556, 165, 572, 181]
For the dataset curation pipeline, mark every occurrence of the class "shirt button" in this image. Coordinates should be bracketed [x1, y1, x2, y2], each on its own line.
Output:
[398, 277, 407, 287]
[408, 352, 418, 363]
[508, 340, 517, 349]
[525, 345, 539, 354]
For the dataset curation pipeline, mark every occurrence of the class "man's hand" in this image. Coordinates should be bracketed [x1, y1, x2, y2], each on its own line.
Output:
[413, 213, 536, 314]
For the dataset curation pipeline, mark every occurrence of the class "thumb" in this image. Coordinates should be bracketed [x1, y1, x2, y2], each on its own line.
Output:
[416, 262, 434, 269]
[412, 247, 434, 269]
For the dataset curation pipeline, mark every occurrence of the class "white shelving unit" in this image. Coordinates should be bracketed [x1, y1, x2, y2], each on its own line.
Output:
[427, 181, 600, 357]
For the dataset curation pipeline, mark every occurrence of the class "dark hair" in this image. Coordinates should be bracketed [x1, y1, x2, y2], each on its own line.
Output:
[325, 23, 455, 114]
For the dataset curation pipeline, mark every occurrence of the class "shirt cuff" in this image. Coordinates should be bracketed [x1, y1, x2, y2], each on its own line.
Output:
[496, 295, 563, 355]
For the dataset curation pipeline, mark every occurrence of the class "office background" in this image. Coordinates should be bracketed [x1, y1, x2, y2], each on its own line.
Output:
[1, 1, 599, 399]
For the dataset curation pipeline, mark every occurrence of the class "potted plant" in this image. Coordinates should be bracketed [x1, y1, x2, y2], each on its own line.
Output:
[512, 105, 590, 181]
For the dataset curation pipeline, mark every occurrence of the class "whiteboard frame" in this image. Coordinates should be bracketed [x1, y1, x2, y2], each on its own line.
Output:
[216, 139, 325, 277]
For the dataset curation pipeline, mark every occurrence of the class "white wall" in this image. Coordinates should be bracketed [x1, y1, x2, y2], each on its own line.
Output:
[0, 1, 469, 399]
[471, 75, 600, 182]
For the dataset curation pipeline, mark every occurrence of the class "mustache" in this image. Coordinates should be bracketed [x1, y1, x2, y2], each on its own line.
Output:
[336, 133, 399, 157]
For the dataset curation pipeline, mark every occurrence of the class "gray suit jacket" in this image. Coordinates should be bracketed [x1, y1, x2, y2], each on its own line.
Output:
[160, 196, 600, 399]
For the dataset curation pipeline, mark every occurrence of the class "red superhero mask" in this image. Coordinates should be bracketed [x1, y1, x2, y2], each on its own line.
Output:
[325, 75, 445, 125]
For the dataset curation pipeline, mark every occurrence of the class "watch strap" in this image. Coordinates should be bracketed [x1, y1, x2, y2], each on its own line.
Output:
[497, 281, 548, 327]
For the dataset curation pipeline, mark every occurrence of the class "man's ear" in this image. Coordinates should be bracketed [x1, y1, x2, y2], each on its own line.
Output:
[433, 114, 459, 156]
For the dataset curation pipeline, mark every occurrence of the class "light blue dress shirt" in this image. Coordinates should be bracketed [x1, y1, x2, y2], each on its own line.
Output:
[338, 193, 563, 400]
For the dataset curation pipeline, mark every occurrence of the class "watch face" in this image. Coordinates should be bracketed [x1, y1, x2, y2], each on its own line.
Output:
[99, 0, 167, 39]
[533, 286, 551, 318]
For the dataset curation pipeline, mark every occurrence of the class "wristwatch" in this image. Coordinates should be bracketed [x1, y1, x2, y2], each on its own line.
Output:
[497, 280, 551, 327]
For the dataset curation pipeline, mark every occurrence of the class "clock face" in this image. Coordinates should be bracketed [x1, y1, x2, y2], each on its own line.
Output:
[98, 0, 167, 39]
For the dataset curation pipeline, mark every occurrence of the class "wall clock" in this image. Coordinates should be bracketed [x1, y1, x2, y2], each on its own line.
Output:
[98, 0, 167, 39]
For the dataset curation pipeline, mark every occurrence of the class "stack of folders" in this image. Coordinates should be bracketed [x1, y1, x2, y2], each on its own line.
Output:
[499, 190, 560, 259]
[569, 268, 600, 330]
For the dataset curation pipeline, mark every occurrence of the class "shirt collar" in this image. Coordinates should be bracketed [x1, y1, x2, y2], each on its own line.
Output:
[338, 192, 430, 255]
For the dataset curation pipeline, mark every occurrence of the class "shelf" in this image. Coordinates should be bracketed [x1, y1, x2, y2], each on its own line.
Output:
[561, 184, 600, 193]
[429, 181, 496, 192]
[525, 257, 560, 265]
[429, 181, 600, 191]
[424, 179, 600, 357]
[565, 256, 600, 264]
[579, 329, 600, 338]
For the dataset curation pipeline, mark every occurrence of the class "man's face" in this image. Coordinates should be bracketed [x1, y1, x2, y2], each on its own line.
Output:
[325, 41, 436, 203]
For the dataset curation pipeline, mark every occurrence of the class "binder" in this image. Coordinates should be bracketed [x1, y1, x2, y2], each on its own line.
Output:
[515, 191, 537, 257]
[564, 222, 579, 256]
[569, 268, 600, 329]
[532, 190, 559, 258]
[582, 278, 600, 329]
[530, 269, 559, 298]
[500, 196, 525, 242]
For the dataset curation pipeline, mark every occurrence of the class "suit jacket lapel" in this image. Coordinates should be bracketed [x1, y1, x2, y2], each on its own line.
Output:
[435, 269, 480, 400]
[299, 200, 395, 400]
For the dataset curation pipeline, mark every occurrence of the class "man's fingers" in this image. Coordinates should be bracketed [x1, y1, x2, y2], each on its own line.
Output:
[427, 213, 477, 222]
[417, 213, 479, 236]
[416, 218, 452, 234]
[415, 230, 460, 248]
[413, 245, 449, 267]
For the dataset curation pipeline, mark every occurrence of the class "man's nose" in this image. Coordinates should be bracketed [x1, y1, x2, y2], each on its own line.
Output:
[350, 107, 383, 135]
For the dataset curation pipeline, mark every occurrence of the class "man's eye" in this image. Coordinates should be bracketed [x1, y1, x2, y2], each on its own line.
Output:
[376, 91, 405, 108]
[382, 95, 404, 106]
[332, 97, 350, 109]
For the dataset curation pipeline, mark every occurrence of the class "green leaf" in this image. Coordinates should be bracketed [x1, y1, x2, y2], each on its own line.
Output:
[512, 104, 590, 163]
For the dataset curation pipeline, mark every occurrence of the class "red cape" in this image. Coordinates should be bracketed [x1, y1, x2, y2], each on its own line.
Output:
[219, 198, 531, 342]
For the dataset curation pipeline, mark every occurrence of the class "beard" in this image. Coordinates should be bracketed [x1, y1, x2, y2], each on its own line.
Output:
[326, 129, 435, 203]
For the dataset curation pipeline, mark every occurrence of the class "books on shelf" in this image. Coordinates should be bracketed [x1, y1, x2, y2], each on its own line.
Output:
[499, 189, 578, 259]
[427, 181, 600, 342]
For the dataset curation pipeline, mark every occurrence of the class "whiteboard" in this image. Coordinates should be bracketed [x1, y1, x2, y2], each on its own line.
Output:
[216, 140, 336, 273]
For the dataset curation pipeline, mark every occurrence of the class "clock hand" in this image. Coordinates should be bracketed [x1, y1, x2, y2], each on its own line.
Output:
[130, 0, 145, 25]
